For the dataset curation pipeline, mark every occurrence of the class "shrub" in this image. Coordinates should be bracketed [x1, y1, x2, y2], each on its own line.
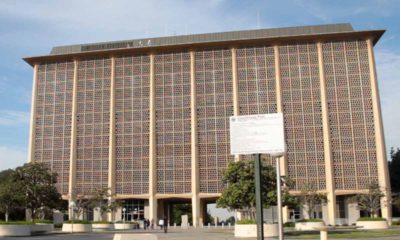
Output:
[357, 217, 386, 221]
[297, 219, 324, 223]
[54, 223, 63, 228]
[283, 222, 295, 227]
[91, 221, 112, 224]
[64, 220, 91, 224]
[391, 220, 400, 225]
[0, 221, 33, 225]
[236, 219, 257, 224]
[33, 219, 53, 224]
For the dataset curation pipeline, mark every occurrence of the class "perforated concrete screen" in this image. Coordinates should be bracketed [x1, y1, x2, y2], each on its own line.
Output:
[35, 62, 74, 194]
[155, 52, 192, 194]
[28, 24, 390, 224]
[322, 40, 378, 190]
[115, 56, 150, 195]
[75, 58, 111, 194]
[195, 49, 234, 193]
[280, 43, 326, 191]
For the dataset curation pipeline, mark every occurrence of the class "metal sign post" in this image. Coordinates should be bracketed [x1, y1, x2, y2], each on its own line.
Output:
[275, 156, 284, 240]
[254, 154, 264, 240]
[230, 113, 286, 240]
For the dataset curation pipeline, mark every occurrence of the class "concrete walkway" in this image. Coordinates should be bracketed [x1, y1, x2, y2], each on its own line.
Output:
[1, 227, 400, 240]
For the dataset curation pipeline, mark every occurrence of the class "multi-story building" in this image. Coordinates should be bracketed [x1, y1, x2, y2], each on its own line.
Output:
[24, 23, 391, 225]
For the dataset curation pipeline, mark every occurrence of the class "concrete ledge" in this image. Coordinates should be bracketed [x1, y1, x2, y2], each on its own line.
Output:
[114, 223, 136, 230]
[356, 220, 388, 229]
[31, 223, 54, 234]
[62, 223, 92, 232]
[0, 225, 31, 236]
[92, 223, 114, 231]
[234, 224, 278, 237]
[295, 221, 324, 231]
[113, 233, 158, 240]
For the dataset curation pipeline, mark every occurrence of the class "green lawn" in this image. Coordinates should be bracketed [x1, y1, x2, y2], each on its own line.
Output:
[285, 228, 400, 239]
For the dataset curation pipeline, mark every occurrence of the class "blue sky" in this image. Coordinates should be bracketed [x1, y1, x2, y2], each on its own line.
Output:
[0, 0, 399, 171]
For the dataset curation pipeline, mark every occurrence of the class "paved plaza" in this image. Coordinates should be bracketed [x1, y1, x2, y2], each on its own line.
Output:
[1, 227, 400, 240]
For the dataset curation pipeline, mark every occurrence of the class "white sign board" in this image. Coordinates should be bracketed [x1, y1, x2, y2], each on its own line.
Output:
[230, 113, 286, 155]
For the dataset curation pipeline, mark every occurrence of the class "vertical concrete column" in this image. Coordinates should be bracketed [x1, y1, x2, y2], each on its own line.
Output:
[274, 45, 290, 223]
[231, 48, 240, 163]
[28, 64, 38, 163]
[366, 38, 391, 222]
[68, 60, 79, 219]
[107, 57, 116, 221]
[317, 42, 336, 225]
[231, 47, 242, 221]
[190, 51, 201, 227]
[274, 45, 287, 176]
[149, 53, 158, 223]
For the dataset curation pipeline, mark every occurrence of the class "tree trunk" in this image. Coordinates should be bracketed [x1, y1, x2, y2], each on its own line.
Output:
[32, 209, 36, 222]
[5, 210, 8, 222]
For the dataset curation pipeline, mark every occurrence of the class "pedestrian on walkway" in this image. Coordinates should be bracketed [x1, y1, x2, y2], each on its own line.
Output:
[159, 218, 164, 230]
[163, 216, 168, 234]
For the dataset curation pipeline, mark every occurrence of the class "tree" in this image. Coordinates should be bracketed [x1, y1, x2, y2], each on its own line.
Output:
[217, 158, 289, 220]
[296, 184, 326, 220]
[171, 203, 192, 225]
[88, 188, 119, 221]
[0, 169, 24, 222]
[88, 188, 109, 221]
[72, 194, 91, 220]
[0, 169, 14, 182]
[352, 181, 384, 218]
[389, 148, 400, 193]
[107, 200, 121, 221]
[13, 163, 63, 221]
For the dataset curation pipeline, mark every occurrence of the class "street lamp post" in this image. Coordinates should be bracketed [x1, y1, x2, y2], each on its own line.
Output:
[123, 208, 126, 224]
[271, 153, 284, 240]
[69, 201, 76, 233]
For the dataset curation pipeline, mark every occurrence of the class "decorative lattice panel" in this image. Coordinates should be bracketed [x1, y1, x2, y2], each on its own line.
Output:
[75, 59, 111, 194]
[237, 46, 277, 166]
[279, 43, 326, 191]
[195, 49, 234, 193]
[154, 52, 192, 194]
[35, 62, 73, 194]
[115, 55, 150, 195]
[323, 40, 378, 190]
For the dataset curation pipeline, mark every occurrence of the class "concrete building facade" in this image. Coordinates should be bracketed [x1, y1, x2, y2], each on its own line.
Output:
[24, 23, 391, 225]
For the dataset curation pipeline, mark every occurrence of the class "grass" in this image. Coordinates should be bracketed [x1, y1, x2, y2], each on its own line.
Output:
[236, 219, 256, 224]
[0, 221, 34, 225]
[64, 220, 91, 224]
[357, 217, 386, 221]
[285, 227, 400, 239]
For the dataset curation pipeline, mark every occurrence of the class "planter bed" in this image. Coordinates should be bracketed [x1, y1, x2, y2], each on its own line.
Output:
[92, 223, 114, 231]
[356, 219, 388, 229]
[0, 224, 31, 236]
[295, 221, 324, 231]
[62, 223, 92, 232]
[31, 223, 54, 234]
[235, 223, 278, 237]
[114, 223, 139, 230]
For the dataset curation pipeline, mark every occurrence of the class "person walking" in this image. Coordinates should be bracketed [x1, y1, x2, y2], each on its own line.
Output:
[158, 218, 164, 230]
[163, 216, 168, 234]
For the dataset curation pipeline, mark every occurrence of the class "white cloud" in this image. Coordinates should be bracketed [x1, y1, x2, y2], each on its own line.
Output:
[0, 146, 27, 171]
[293, 0, 330, 22]
[0, 110, 30, 126]
[0, 0, 232, 48]
[375, 49, 400, 152]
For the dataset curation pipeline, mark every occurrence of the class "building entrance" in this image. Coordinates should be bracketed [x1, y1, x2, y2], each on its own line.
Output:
[121, 199, 145, 221]
[158, 198, 192, 226]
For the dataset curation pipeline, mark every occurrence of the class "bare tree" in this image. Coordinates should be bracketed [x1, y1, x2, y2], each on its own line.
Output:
[352, 181, 385, 218]
[298, 184, 326, 220]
